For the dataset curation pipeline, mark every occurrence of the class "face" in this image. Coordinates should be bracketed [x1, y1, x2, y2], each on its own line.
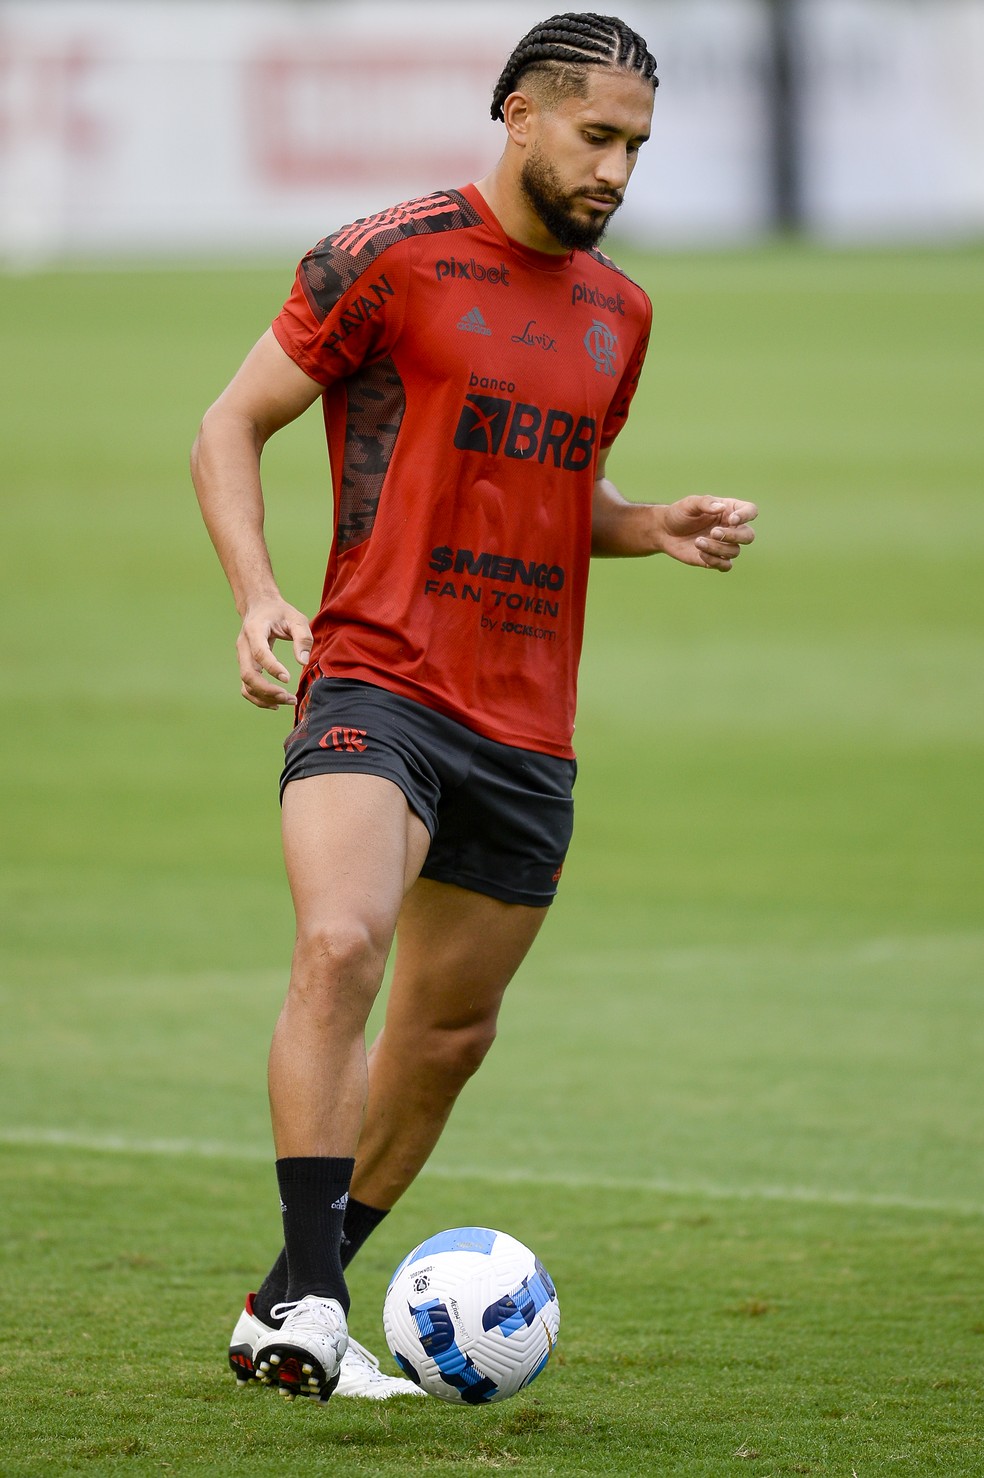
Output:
[517, 69, 653, 252]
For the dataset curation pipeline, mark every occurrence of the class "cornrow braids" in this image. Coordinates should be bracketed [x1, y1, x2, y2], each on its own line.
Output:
[491, 12, 658, 122]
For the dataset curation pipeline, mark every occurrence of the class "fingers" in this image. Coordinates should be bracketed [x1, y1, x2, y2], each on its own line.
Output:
[237, 629, 297, 708]
[715, 498, 759, 526]
[293, 627, 313, 667]
[667, 496, 758, 537]
[240, 678, 294, 709]
[282, 611, 314, 669]
[695, 518, 756, 572]
[675, 494, 722, 523]
[236, 605, 313, 709]
[662, 494, 759, 571]
[697, 498, 757, 571]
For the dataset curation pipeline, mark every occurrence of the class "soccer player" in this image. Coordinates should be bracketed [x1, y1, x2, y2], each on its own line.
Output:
[192, 11, 757, 1404]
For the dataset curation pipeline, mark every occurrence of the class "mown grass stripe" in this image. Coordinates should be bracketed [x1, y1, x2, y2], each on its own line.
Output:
[3, 1125, 981, 1218]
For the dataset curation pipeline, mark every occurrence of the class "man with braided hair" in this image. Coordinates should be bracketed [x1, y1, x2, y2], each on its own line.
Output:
[192, 10, 757, 1405]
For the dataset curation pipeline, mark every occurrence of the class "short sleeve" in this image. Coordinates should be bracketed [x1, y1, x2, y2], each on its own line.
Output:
[600, 295, 652, 450]
[272, 236, 408, 387]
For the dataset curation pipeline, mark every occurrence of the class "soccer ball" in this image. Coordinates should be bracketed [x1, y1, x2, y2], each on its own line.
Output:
[382, 1226, 560, 1403]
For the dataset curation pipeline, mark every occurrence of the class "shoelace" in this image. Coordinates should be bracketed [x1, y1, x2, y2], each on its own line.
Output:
[269, 1298, 344, 1331]
[343, 1338, 381, 1372]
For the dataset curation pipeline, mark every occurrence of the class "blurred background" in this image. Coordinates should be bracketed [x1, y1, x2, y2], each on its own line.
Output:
[2, 0, 984, 265]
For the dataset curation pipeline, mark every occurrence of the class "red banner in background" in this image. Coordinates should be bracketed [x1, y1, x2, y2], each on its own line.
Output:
[0, 37, 105, 154]
[245, 48, 494, 188]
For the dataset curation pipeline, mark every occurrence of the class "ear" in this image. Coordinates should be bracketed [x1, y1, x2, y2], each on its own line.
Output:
[502, 90, 537, 146]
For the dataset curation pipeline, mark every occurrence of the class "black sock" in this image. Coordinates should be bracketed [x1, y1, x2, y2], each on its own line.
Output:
[276, 1156, 355, 1315]
[340, 1198, 390, 1269]
[253, 1249, 289, 1326]
[253, 1196, 390, 1324]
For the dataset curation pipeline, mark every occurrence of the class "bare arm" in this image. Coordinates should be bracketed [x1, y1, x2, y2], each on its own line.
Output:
[191, 329, 325, 708]
[591, 447, 758, 571]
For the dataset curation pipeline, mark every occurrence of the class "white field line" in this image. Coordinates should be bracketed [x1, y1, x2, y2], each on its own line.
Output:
[1, 1126, 981, 1218]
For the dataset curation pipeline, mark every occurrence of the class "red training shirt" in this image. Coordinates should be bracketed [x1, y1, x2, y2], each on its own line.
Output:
[272, 183, 651, 759]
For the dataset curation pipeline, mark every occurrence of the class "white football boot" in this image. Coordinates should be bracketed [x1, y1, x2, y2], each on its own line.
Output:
[229, 1294, 423, 1399]
[252, 1295, 348, 1402]
[335, 1336, 425, 1399]
[228, 1294, 268, 1385]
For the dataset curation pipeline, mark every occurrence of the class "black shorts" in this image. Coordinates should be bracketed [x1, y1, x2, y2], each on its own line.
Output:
[281, 678, 576, 907]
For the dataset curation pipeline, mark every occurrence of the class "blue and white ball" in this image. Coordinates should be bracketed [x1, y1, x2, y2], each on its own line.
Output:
[382, 1227, 560, 1403]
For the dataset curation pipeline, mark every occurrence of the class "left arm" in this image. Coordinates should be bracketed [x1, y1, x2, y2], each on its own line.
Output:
[591, 447, 758, 572]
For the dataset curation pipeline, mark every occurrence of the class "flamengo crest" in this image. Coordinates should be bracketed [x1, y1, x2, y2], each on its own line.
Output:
[583, 319, 618, 377]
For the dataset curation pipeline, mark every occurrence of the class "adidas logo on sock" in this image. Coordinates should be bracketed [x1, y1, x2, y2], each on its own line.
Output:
[331, 1192, 350, 1212]
[457, 306, 492, 336]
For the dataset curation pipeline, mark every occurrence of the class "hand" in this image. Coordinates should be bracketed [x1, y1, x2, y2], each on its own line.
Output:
[659, 496, 758, 572]
[236, 597, 313, 709]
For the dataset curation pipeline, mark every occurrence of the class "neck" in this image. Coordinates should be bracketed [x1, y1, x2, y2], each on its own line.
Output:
[472, 162, 570, 257]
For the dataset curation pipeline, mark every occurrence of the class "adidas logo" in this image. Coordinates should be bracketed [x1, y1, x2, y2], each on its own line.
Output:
[330, 1192, 350, 1212]
[457, 306, 492, 336]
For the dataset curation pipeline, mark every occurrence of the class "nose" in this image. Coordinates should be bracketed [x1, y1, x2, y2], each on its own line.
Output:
[594, 143, 629, 193]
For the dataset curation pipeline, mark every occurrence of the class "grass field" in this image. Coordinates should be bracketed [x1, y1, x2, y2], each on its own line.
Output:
[1, 241, 982, 1475]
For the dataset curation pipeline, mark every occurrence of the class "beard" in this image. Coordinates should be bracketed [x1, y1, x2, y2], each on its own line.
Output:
[519, 145, 623, 252]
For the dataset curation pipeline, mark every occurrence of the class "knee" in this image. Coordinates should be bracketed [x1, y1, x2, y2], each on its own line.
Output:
[425, 1016, 498, 1089]
[291, 919, 387, 997]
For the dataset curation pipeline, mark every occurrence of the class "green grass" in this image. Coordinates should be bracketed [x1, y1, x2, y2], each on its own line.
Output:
[2, 241, 983, 1474]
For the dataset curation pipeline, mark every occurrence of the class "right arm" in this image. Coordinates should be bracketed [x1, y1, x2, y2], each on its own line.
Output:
[191, 328, 325, 708]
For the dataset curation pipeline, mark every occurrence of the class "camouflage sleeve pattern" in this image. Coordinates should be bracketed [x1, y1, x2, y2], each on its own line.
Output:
[273, 191, 482, 385]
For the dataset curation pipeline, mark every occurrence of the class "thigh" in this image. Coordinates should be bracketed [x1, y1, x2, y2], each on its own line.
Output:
[386, 877, 549, 1032]
[421, 740, 576, 908]
[283, 772, 431, 943]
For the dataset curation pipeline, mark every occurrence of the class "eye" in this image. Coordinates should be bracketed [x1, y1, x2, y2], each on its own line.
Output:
[584, 132, 607, 146]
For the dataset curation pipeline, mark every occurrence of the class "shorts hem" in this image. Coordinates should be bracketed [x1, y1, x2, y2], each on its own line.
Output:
[419, 864, 558, 909]
[280, 764, 435, 838]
